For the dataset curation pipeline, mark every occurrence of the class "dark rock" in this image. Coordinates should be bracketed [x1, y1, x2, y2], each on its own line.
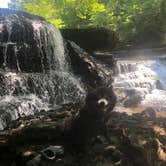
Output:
[156, 80, 163, 90]
[0, 8, 119, 166]
[0, 8, 114, 86]
[94, 53, 117, 70]
[0, 9, 117, 129]
[122, 89, 143, 107]
[141, 107, 156, 118]
[65, 40, 112, 87]
[0, 9, 54, 72]
[61, 28, 117, 52]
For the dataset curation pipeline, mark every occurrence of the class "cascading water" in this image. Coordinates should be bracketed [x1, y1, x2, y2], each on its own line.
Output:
[0, 9, 86, 130]
[113, 56, 166, 114]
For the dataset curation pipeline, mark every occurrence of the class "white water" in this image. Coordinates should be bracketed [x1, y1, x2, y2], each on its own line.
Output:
[0, 9, 86, 130]
[32, 20, 67, 71]
[113, 58, 166, 113]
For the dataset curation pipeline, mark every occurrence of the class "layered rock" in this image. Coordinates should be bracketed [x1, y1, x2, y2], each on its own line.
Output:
[0, 8, 113, 130]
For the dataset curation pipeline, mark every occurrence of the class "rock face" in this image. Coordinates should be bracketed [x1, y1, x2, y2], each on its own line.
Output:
[0, 9, 117, 166]
[2, 99, 166, 166]
[65, 40, 113, 87]
[61, 28, 117, 52]
[0, 9, 65, 72]
[0, 9, 113, 130]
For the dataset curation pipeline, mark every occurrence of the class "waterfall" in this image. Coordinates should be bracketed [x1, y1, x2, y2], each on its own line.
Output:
[0, 9, 86, 130]
[113, 58, 166, 113]
[114, 60, 158, 91]
[0, 9, 68, 72]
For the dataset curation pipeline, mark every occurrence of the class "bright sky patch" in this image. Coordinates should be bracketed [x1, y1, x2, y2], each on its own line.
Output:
[0, 0, 11, 8]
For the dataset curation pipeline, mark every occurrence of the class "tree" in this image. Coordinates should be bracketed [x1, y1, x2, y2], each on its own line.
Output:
[9, 0, 166, 42]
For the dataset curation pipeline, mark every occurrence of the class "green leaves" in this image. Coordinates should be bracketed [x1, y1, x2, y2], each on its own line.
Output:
[9, 0, 166, 42]
[91, 3, 106, 13]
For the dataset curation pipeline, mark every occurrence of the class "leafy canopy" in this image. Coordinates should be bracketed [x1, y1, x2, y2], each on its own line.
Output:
[9, 0, 166, 41]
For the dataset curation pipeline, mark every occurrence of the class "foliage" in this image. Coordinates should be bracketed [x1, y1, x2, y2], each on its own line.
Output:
[9, 0, 166, 42]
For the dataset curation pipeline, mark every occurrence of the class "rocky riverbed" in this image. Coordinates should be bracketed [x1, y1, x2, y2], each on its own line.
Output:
[1, 103, 166, 166]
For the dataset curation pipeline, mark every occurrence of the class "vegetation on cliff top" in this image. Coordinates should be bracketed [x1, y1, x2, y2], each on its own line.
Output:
[9, 0, 166, 42]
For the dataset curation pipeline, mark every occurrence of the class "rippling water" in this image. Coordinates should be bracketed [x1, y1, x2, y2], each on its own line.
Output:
[113, 55, 166, 114]
[0, 9, 86, 130]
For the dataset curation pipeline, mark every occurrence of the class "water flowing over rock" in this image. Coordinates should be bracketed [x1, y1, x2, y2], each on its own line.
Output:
[0, 9, 67, 72]
[0, 9, 111, 130]
[113, 58, 166, 113]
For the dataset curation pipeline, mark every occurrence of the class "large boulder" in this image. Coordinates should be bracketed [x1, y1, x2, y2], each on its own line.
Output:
[65, 40, 113, 88]
[0, 8, 114, 130]
[61, 28, 117, 52]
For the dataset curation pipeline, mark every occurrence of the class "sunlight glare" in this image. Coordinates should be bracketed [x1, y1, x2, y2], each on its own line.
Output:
[0, 0, 11, 8]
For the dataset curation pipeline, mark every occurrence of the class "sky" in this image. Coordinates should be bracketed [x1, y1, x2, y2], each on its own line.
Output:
[0, 0, 11, 8]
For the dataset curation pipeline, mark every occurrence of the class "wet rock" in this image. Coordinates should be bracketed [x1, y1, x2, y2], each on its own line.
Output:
[141, 107, 156, 118]
[65, 40, 113, 88]
[114, 88, 145, 109]
[0, 9, 116, 130]
[0, 9, 63, 72]
[156, 80, 163, 90]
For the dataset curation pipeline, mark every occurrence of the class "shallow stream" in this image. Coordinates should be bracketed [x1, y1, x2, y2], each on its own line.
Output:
[113, 54, 166, 114]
